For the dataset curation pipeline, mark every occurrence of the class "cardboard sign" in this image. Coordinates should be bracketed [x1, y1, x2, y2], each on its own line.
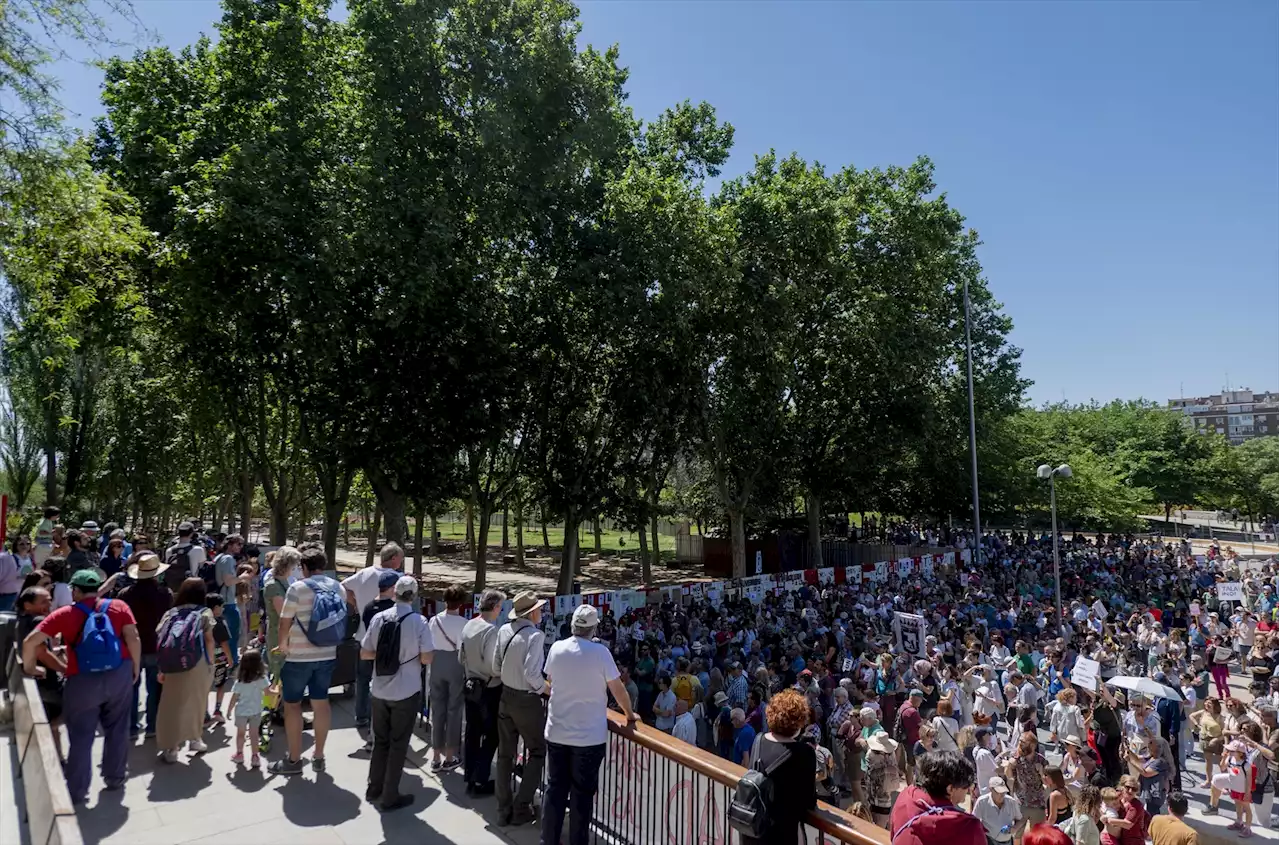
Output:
[842, 657, 854, 673]
[1072, 657, 1101, 693]
[1216, 582, 1244, 602]
[961, 549, 972, 564]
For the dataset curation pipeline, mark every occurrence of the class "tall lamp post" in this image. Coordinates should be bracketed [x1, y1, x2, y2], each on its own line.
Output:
[1037, 463, 1072, 636]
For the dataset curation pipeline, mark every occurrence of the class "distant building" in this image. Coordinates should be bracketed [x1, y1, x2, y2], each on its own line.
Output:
[1168, 388, 1279, 444]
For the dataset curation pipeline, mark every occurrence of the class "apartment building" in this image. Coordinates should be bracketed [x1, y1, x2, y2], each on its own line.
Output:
[1168, 388, 1279, 444]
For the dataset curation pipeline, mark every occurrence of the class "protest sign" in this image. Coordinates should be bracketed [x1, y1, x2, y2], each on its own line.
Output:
[921, 555, 934, 577]
[873, 561, 888, 582]
[942, 551, 955, 567]
[1072, 657, 1101, 692]
[1216, 582, 1243, 602]
[1189, 601, 1200, 617]
[755, 550, 763, 575]
[554, 594, 583, 618]
[818, 567, 835, 586]
[845, 565, 862, 585]
[893, 611, 928, 657]
[897, 558, 914, 578]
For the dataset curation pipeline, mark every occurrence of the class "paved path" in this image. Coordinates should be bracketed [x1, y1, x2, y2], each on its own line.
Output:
[72, 692, 542, 845]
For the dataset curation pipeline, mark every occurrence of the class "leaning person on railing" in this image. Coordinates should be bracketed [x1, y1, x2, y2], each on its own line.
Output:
[541, 604, 636, 845]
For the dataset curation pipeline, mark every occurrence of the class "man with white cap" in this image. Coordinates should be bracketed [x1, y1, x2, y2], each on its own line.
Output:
[541, 603, 635, 845]
[973, 776, 1021, 844]
[493, 590, 549, 827]
[359, 575, 434, 812]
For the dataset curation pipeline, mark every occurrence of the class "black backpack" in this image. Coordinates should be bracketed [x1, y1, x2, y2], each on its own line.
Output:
[198, 556, 220, 594]
[727, 735, 791, 839]
[164, 545, 193, 592]
[374, 610, 419, 676]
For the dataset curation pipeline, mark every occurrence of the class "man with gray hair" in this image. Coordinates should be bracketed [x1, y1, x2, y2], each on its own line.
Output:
[342, 541, 404, 728]
[542, 604, 635, 845]
[461, 588, 506, 795]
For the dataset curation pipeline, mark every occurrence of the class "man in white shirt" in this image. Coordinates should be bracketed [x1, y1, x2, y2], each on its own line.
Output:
[342, 542, 403, 728]
[162, 522, 206, 591]
[672, 698, 697, 746]
[542, 604, 635, 845]
[494, 591, 550, 827]
[360, 575, 433, 812]
[427, 584, 469, 772]
[973, 776, 1021, 843]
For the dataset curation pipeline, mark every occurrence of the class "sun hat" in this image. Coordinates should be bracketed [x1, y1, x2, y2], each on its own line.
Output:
[509, 591, 546, 620]
[867, 733, 898, 754]
[989, 776, 1010, 794]
[1063, 734, 1084, 747]
[713, 691, 728, 706]
[69, 569, 104, 590]
[126, 554, 168, 581]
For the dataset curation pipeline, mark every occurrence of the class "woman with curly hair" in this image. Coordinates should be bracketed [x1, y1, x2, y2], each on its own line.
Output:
[739, 689, 817, 845]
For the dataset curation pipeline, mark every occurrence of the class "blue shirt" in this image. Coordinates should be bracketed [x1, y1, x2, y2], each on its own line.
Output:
[732, 723, 756, 764]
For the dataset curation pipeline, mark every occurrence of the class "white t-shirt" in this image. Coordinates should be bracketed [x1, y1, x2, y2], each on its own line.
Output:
[429, 612, 467, 652]
[341, 566, 392, 639]
[544, 636, 620, 747]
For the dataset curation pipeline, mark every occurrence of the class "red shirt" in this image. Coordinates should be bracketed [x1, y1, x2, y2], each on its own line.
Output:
[889, 786, 986, 845]
[35, 599, 136, 676]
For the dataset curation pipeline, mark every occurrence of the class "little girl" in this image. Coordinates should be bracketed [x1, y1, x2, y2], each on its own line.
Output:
[227, 649, 270, 767]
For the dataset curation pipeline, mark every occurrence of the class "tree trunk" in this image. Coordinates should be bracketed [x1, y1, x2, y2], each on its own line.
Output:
[729, 506, 747, 579]
[474, 502, 493, 592]
[501, 505, 509, 551]
[429, 514, 439, 556]
[239, 469, 253, 538]
[365, 506, 381, 568]
[130, 502, 140, 535]
[557, 510, 579, 596]
[650, 512, 661, 576]
[807, 492, 823, 571]
[270, 497, 288, 545]
[379, 491, 406, 547]
[515, 509, 525, 567]
[43, 398, 58, 506]
[342, 510, 349, 548]
[323, 494, 345, 573]
[541, 504, 550, 551]
[413, 506, 424, 576]
[465, 498, 475, 551]
[593, 518, 602, 554]
[638, 526, 650, 584]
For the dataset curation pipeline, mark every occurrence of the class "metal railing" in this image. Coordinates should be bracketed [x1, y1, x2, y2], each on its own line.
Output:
[592, 711, 888, 845]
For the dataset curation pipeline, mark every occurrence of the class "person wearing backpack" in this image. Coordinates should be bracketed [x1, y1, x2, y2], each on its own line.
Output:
[270, 543, 345, 776]
[163, 522, 206, 594]
[359, 575, 434, 812]
[154, 578, 218, 763]
[889, 750, 988, 845]
[20, 568, 142, 804]
[727, 688, 815, 844]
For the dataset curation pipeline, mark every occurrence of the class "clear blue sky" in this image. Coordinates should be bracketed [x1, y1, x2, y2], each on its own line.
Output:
[53, 0, 1278, 407]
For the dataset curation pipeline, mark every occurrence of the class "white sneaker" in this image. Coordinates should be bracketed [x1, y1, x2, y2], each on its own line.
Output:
[188, 739, 208, 754]
[161, 749, 179, 764]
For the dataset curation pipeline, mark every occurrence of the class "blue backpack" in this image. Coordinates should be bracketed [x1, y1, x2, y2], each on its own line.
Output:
[303, 576, 348, 647]
[75, 599, 123, 673]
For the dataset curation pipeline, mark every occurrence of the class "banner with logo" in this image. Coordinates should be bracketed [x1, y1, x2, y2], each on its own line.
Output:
[893, 611, 928, 657]
[845, 565, 862, 585]
[873, 561, 888, 582]
[921, 555, 934, 578]
[897, 558, 914, 578]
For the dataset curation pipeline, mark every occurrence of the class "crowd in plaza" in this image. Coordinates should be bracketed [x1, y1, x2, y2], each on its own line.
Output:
[4, 507, 1279, 845]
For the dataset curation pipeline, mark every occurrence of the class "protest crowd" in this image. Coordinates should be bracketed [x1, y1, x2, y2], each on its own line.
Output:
[4, 508, 1279, 845]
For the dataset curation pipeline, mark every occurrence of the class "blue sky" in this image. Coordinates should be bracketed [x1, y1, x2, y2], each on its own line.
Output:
[53, 0, 1278, 407]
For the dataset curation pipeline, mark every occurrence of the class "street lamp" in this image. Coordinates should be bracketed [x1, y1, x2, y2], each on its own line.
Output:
[1037, 463, 1072, 635]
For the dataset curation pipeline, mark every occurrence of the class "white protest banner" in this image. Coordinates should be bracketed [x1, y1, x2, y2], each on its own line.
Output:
[873, 561, 889, 582]
[845, 565, 862, 585]
[660, 585, 683, 604]
[472, 594, 515, 620]
[1216, 582, 1243, 602]
[755, 550, 763, 575]
[1072, 657, 1101, 692]
[942, 551, 955, 567]
[818, 567, 835, 586]
[707, 587, 723, 607]
[554, 594, 583, 618]
[921, 555, 934, 578]
[1189, 601, 1201, 617]
[1092, 600, 1108, 620]
[1194, 555, 1206, 565]
[893, 611, 928, 657]
[688, 582, 705, 599]
[961, 549, 972, 563]
[842, 657, 854, 673]
[897, 558, 914, 578]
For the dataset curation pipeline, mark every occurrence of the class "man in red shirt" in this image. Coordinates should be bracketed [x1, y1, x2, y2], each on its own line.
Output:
[22, 569, 141, 804]
[890, 750, 987, 845]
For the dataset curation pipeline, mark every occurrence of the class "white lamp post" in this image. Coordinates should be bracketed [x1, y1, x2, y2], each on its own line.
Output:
[1037, 463, 1072, 635]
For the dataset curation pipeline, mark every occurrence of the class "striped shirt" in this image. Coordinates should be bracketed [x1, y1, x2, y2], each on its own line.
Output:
[280, 576, 340, 663]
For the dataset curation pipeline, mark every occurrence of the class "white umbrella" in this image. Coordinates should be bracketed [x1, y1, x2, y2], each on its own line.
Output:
[1105, 675, 1184, 701]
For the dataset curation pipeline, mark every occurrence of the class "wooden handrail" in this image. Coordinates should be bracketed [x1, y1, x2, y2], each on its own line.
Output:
[605, 710, 889, 845]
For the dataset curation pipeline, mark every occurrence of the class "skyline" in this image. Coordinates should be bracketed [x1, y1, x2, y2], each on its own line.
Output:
[48, 0, 1279, 408]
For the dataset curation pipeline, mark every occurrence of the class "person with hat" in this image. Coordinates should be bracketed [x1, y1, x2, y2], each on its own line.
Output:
[163, 522, 206, 593]
[21, 567, 142, 804]
[118, 553, 173, 738]
[974, 776, 1023, 844]
[541, 603, 635, 845]
[493, 590, 549, 827]
[359, 574, 434, 812]
[460, 587, 507, 795]
[866, 730, 904, 825]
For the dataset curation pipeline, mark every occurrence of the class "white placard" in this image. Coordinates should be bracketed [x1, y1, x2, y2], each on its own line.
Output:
[1091, 600, 1108, 620]
[842, 657, 854, 673]
[942, 551, 955, 566]
[961, 549, 972, 563]
[554, 594, 583, 617]
[818, 567, 835, 585]
[845, 565, 862, 585]
[873, 561, 888, 582]
[897, 558, 914, 578]
[1189, 601, 1201, 617]
[1072, 656, 1101, 692]
[921, 555, 934, 577]
[755, 550, 763, 575]
[707, 588, 722, 607]
[1216, 582, 1243, 602]
[893, 611, 928, 657]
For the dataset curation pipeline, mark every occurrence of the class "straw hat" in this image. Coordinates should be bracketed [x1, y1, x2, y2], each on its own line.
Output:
[509, 591, 546, 620]
[867, 733, 899, 754]
[127, 553, 168, 581]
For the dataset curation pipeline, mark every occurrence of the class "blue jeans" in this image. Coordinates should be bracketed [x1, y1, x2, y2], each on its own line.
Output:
[222, 603, 242, 666]
[355, 658, 374, 726]
[541, 741, 606, 845]
[132, 653, 161, 734]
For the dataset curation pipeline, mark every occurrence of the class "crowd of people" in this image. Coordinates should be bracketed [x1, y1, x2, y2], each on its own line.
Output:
[5, 510, 1279, 845]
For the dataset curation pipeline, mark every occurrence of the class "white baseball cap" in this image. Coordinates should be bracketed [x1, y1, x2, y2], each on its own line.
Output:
[394, 575, 418, 598]
[572, 604, 599, 627]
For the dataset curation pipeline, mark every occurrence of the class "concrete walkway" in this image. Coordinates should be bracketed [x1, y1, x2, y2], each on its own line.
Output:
[73, 692, 539, 845]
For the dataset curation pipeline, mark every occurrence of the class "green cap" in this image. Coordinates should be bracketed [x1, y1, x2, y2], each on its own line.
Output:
[69, 569, 103, 590]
